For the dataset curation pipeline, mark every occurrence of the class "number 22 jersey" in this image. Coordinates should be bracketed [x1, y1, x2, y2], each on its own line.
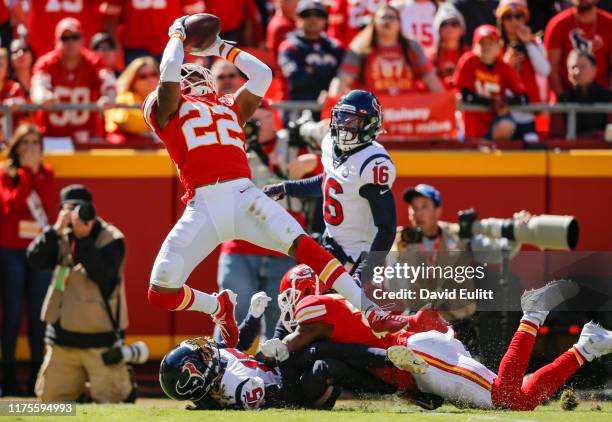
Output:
[143, 91, 251, 202]
[320, 133, 396, 261]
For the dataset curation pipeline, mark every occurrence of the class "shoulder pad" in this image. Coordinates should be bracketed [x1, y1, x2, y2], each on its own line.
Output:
[359, 152, 396, 187]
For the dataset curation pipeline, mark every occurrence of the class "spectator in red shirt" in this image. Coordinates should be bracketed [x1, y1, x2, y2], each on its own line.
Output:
[30, 18, 116, 143]
[10, 39, 34, 97]
[267, 0, 298, 64]
[0, 124, 55, 396]
[201, 0, 263, 45]
[25, 0, 104, 58]
[328, 0, 391, 47]
[544, 0, 612, 95]
[429, 2, 468, 89]
[100, 0, 205, 64]
[454, 24, 528, 140]
[497, 0, 551, 142]
[330, 4, 443, 98]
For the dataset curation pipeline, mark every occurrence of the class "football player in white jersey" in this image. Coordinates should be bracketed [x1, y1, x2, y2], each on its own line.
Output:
[264, 90, 397, 284]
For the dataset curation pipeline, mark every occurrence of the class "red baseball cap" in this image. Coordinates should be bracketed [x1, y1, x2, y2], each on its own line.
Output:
[55, 17, 83, 40]
[472, 24, 500, 46]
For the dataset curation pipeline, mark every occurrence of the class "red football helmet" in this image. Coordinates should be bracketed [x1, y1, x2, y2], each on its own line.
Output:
[278, 264, 322, 332]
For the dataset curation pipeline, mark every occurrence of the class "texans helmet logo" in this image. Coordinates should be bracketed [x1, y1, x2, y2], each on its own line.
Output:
[176, 362, 207, 399]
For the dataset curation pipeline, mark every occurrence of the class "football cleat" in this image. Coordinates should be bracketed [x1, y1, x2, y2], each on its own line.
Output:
[521, 279, 579, 313]
[387, 345, 428, 375]
[213, 290, 238, 348]
[366, 307, 410, 335]
[576, 321, 612, 361]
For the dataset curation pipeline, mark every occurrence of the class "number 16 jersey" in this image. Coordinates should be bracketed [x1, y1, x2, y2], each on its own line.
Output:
[143, 91, 251, 203]
[320, 134, 396, 261]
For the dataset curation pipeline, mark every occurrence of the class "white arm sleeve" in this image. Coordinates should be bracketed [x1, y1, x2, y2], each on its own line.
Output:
[526, 41, 551, 77]
[160, 37, 184, 83]
[232, 49, 272, 98]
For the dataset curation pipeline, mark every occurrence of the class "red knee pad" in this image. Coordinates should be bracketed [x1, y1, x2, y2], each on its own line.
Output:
[148, 286, 190, 311]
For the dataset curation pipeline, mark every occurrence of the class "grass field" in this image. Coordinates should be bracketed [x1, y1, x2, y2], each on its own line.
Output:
[14, 398, 612, 422]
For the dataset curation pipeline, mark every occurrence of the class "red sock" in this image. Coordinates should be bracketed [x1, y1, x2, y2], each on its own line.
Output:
[295, 236, 345, 290]
[148, 285, 195, 311]
[517, 348, 582, 410]
[491, 320, 538, 408]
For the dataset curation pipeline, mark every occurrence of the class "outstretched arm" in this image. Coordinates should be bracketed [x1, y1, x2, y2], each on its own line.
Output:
[192, 38, 272, 122]
[155, 17, 187, 130]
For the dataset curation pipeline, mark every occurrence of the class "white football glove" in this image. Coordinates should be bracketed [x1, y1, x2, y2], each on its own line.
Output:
[168, 16, 188, 40]
[190, 35, 235, 57]
[249, 291, 272, 318]
[259, 338, 289, 362]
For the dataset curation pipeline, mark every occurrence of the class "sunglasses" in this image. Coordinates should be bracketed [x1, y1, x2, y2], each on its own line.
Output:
[60, 33, 82, 42]
[216, 73, 238, 81]
[21, 137, 41, 146]
[441, 20, 460, 28]
[503, 13, 525, 21]
[94, 44, 115, 52]
[136, 71, 159, 80]
[11, 48, 32, 55]
[300, 11, 326, 19]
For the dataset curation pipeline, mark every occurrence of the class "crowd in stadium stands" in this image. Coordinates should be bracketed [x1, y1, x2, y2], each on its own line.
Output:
[0, 0, 606, 146]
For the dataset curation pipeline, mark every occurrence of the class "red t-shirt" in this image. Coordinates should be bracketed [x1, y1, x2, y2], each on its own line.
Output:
[427, 45, 467, 89]
[328, 0, 390, 47]
[101, 0, 205, 56]
[454, 51, 526, 138]
[295, 293, 417, 390]
[0, 165, 56, 250]
[32, 49, 116, 141]
[0, 1, 9, 23]
[266, 11, 295, 65]
[205, 0, 256, 34]
[27, 0, 104, 58]
[341, 42, 433, 96]
[143, 91, 251, 203]
[544, 7, 612, 90]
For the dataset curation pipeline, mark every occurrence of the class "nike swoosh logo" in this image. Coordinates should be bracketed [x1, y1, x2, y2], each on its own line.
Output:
[374, 160, 385, 165]
[380, 189, 390, 195]
[239, 186, 251, 193]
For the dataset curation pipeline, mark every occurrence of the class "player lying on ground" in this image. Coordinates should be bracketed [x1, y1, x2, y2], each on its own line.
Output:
[384, 279, 612, 410]
[144, 15, 411, 348]
[264, 90, 396, 283]
[265, 273, 612, 410]
[158, 292, 408, 410]
[259, 265, 449, 398]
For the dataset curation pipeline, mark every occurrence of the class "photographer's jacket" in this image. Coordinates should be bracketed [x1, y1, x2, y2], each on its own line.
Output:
[27, 219, 127, 348]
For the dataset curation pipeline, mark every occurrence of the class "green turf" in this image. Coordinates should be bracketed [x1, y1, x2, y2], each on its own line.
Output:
[18, 399, 612, 422]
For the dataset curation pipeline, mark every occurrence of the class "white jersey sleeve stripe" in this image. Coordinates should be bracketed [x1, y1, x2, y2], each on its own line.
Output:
[296, 304, 326, 322]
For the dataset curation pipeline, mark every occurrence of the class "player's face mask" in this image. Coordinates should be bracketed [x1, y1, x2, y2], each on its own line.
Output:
[331, 110, 362, 152]
[277, 271, 321, 333]
[180, 63, 216, 96]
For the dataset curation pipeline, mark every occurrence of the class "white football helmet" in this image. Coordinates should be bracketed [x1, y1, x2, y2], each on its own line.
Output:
[180, 63, 216, 96]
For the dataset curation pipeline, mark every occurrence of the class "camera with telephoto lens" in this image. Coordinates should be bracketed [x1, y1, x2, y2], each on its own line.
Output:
[457, 209, 579, 250]
[288, 109, 320, 150]
[75, 203, 96, 223]
[101, 341, 149, 366]
[400, 226, 424, 244]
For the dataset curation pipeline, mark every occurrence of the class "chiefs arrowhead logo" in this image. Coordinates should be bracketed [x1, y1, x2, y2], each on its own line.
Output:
[176, 362, 207, 399]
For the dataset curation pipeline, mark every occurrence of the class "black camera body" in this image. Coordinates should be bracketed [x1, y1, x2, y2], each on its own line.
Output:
[400, 226, 423, 244]
[243, 119, 261, 152]
[510, 41, 526, 54]
[76, 203, 96, 223]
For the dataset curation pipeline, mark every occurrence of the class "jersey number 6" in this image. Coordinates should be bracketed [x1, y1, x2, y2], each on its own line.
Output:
[324, 177, 344, 226]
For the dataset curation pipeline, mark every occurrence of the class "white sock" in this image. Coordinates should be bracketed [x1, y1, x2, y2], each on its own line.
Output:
[188, 290, 219, 314]
[332, 273, 368, 311]
[522, 311, 548, 327]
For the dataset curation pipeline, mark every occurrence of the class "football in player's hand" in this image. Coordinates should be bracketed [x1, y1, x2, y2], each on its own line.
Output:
[184, 13, 220, 50]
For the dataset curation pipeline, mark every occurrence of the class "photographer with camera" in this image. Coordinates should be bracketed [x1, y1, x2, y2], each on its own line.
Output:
[26, 184, 145, 402]
[388, 184, 532, 362]
[218, 100, 322, 340]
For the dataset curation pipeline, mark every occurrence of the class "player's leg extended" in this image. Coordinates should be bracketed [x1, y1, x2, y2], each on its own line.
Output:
[492, 279, 580, 410]
[239, 185, 408, 333]
[147, 203, 238, 345]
